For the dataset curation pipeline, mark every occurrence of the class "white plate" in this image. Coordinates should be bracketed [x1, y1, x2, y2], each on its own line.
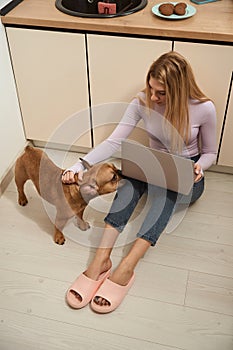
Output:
[152, 2, 196, 20]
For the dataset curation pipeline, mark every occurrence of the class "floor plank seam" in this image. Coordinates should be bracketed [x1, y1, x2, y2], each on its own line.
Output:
[0, 267, 73, 284]
[138, 260, 233, 279]
[188, 208, 233, 219]
[183, 270, 190, 306]
[169, 234, 233, 247]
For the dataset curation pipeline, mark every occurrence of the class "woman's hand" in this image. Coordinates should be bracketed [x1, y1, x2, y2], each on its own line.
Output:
[62, 170, 84, 184]
[62, 170, 75, 184]
[194, 163, 203, 183]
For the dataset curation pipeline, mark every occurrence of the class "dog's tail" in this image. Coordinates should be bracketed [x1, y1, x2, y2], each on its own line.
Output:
[23, 145, 43, 159]
[25, 140, 34, 150]
[25, 145, 33, 151]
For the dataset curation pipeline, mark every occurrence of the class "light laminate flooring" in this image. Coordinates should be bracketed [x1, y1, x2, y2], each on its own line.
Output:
[0, 148, 233, 350]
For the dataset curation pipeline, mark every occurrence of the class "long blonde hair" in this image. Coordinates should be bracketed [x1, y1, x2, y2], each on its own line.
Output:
[145, 51, 210, 152]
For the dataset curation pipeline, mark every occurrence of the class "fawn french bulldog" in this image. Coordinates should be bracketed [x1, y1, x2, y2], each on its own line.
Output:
[15, 146, 121, 245]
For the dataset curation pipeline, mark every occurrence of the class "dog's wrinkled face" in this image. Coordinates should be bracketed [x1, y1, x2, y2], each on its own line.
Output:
[76, 161, 121, 203]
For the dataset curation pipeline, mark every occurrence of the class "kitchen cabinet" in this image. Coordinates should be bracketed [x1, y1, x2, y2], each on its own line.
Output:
[6, 27, 233, 168]
[6, 28, 91, 149]
[218, 86, 233, 167]
[87, 34, 172, 146]
[0, 19, 25, 188]
[174, 42, 233, 165]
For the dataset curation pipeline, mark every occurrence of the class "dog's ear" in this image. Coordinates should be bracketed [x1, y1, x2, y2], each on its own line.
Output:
[110, 164, 122, 179]
[79, 158, 92, 170]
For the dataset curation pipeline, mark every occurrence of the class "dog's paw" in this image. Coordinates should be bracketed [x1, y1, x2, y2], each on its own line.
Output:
[54, 232, 66, 245]
[18, 196, 28, 206]
[77, 221, 90, 231]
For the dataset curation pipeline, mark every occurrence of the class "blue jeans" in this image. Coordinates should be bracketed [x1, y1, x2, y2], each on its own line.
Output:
[104, 155, 204, 246]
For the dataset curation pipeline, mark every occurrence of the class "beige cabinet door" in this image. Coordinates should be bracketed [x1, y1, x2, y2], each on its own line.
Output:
[6, 28, 91, 148]
[87, 34, 172, 146]
[174, 42, 233, 166]
[218, 86, 233, 167]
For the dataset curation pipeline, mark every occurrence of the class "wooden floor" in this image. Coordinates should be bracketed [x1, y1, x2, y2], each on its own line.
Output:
[0, 149, 233, 350]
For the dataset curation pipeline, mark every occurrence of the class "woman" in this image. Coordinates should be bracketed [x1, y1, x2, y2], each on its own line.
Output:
[62, 51, 217, 313]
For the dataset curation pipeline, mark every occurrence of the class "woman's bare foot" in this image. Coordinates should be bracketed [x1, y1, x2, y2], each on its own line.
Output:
[92, 238, 151, 308]
[93, 258, 134, 306]
[70, 256, 112, 303]
[85, 258, 112, 281]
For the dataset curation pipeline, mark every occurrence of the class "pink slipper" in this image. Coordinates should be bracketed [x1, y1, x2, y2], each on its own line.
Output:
[90, 273, 135, 313]
[66, 269, 111, 309]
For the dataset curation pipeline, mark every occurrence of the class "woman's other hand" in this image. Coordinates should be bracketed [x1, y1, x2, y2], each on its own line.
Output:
[194, 163, 203, 183]
[62, 170, 75, 184]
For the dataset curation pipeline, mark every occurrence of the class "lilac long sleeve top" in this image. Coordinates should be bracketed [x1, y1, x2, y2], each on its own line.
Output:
[67, 92, 217, 174]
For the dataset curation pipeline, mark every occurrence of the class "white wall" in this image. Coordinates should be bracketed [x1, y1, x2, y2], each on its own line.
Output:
[0, 0, 26, 183]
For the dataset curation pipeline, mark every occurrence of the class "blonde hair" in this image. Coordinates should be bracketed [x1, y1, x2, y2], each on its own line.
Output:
[145, 51, 210, 152]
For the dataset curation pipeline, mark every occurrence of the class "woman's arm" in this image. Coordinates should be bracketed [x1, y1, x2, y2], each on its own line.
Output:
[62, 99, 142, 182]
[196, 101, 217, 171]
